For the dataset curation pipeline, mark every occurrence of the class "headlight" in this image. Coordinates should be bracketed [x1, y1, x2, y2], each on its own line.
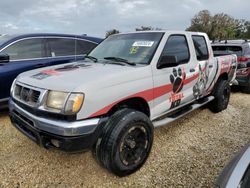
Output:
[45, 91, 84, 114]
[46, 91, 68, 111]
[64, 93, 84, 115]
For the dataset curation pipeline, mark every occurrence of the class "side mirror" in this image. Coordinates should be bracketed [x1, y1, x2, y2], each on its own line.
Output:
[0, 54, 10, 63]
[157, 55, 179, 69]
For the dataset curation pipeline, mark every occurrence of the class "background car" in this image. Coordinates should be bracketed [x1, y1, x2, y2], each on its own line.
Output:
[215, 142, 250, 188]
[212, 40, 250, 93]
[0, 33, 102, 108]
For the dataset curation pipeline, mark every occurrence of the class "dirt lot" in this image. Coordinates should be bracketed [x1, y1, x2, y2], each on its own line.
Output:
[0, 90, 250, 188]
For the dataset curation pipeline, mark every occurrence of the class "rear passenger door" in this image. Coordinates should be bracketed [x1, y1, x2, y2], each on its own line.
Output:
[191, 35, 214, 96]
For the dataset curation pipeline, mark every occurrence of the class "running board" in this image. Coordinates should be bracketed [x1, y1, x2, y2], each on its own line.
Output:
[153, 96, 215, 128]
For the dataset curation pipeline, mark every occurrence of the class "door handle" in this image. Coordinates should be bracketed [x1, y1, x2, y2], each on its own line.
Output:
[209, 65, 213, 68]
[190, 68, 195, 72]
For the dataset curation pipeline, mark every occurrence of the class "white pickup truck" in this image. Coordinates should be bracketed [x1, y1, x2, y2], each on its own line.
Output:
[9, 31, 237, 176]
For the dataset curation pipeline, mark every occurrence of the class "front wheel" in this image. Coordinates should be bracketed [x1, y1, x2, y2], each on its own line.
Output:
[208, 79, 231, 113]
[93, 109, 154, 177]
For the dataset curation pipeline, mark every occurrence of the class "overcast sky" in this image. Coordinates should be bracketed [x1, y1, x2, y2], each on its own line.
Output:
[0, 0, 249, 38]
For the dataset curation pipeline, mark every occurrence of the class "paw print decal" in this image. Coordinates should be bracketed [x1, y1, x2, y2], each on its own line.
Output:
[170, 67, 186, 94]
[169, 67, 186, 109]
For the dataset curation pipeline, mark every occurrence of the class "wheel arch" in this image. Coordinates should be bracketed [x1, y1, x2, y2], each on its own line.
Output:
[107, 97, 151, 118]
[218, 72, 229, 81]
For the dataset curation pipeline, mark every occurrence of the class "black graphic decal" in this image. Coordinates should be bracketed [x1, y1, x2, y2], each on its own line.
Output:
[169, 67, 186, 109]
[193, 63, 209, 99]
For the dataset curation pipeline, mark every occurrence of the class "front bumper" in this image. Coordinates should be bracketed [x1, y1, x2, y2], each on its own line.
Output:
[9, 99, 107, 152]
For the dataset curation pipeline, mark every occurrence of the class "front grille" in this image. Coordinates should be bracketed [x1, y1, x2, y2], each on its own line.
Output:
[14, 84, 41, 106]
[13, 110, 34, 127]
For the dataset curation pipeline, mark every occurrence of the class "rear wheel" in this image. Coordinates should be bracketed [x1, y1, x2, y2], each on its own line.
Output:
[209, 79, 231, 113]
[93, 109, 153, 176]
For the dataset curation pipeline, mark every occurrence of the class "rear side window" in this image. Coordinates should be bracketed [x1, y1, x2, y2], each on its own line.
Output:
[161, 35, 190, 64]
[76, 40, 97, 55]
[192, 35, 209, 61]
[212, 45, 243, 57]
[1, 38, 43, 60]
[47, 38, 76, 57]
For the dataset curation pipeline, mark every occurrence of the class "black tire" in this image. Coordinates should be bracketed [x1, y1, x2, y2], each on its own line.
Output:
[208, 79, 231, 113]
[93, 109, 154, 177]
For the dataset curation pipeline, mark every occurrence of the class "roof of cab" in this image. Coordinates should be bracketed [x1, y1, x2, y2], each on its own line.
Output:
[108, 30, 207, 37]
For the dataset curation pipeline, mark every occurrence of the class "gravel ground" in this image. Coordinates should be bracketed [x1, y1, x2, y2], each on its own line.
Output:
[0, 91, 250, 188]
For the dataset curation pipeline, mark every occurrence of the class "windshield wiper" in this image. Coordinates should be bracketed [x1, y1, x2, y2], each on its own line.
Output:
[84, 55, 98, 62]
[104, 57, 136, 66]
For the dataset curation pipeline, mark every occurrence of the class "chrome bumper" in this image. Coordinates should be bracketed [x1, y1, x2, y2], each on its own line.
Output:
[9, 99, 100, 136]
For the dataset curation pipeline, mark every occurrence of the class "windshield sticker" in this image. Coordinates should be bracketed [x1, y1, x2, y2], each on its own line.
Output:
[130, 46, 139, 54]
[132, 41, 154, 47]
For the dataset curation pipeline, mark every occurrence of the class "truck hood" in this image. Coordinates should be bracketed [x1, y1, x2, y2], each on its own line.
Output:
[17, 60, 151, 92]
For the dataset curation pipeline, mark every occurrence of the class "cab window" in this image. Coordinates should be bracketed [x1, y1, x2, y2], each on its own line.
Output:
[160, 35, 190, 65]
[1, 38, 43, 60]
[192, 35, 209, 61]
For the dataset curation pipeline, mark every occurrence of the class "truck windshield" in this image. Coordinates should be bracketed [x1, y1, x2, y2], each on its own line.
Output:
[89, 32, 164, 65]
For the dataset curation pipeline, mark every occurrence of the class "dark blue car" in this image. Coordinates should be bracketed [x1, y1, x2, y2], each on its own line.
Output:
[0, 33, 102, 108]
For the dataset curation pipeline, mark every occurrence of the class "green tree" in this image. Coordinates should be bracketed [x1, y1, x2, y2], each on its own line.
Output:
[240, 21, 250, 39]
[105, 29, 120, 38]
[186, 10, 250, 40]
[186, 10, 212, 36]
[210, 13, 238, 39]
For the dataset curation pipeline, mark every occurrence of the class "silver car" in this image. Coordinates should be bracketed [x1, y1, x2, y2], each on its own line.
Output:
[215, 142, 250, 188]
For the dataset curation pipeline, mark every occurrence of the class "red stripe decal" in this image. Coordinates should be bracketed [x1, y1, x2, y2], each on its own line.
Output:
[89, 73, 199, 118]
[41, 70, 60, 75]
[89, 84, 172, 117]
[184, 73, 199, 85]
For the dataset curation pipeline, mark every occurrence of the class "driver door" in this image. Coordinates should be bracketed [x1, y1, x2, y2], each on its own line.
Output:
[152, 34, 198, 118]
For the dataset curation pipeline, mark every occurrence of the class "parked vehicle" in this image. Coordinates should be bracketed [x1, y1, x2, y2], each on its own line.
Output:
[212, 40, 250, 93]
[0, 33, 102, 108]
[9, 31, 237, 176]
[215, 142, 250, 188]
